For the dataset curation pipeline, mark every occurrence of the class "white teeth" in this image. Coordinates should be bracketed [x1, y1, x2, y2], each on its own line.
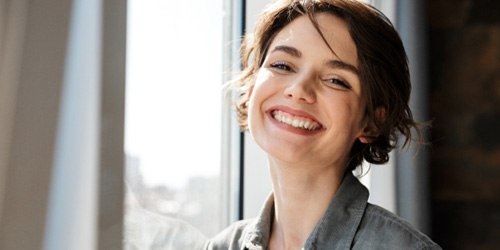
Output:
[304, 121, 312, 130]
[272, 110, 320, 131]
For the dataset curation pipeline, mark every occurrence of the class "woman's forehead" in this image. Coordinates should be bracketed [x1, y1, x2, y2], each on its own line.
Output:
[268, 13, 358, 67]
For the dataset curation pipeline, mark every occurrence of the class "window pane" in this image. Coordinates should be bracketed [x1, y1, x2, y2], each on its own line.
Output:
[124, 0, 224, 248]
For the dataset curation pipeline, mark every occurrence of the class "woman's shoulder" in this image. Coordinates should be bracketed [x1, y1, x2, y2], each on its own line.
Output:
[204, 219, 253, 250]
[353, 203, 442, 250]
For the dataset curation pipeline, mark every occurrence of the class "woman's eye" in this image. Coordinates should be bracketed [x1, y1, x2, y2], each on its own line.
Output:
[270, 62, 292, 72]
[326, 77, 351, 89]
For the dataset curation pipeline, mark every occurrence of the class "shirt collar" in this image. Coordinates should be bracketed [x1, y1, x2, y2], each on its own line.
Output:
[242, 172, 369, 250]
[303, 172, 368, 249]
[242, 194, 274, 250]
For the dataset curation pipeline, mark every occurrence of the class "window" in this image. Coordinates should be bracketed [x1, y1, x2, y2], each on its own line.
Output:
[124, 0, 240, 248]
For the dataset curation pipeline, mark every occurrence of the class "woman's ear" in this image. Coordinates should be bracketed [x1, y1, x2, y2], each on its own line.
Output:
[358, 107, 386, 144]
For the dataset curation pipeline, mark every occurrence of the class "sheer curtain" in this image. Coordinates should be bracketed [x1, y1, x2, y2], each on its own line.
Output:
[0, 0, 126, 249]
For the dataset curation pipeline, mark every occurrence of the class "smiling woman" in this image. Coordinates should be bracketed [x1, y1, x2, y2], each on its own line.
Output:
[248, 13, 366, 171]
[206, 0, 441, 249]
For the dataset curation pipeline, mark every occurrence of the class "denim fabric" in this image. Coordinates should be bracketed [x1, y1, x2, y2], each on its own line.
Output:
[205, 172, 441, 250]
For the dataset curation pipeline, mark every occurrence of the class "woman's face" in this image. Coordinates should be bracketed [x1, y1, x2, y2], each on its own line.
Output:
[247, 13, 367, 168]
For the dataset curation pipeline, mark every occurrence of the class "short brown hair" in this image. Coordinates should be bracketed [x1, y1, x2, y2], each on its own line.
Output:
[233, 0, 421, 170]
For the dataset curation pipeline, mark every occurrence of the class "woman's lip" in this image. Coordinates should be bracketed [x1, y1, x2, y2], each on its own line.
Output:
[266, 105, 324, 128]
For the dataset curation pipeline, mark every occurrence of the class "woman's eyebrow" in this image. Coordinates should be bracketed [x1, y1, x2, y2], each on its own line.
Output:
[270, 45, 302, 58]
[326, 60, 359, 75]
[270, 45, 359, 75]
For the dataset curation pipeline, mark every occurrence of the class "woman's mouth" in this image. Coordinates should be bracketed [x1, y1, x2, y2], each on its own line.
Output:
[270, 109, 323, 131]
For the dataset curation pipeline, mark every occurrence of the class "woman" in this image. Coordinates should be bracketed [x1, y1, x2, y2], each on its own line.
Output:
[207, 0, 441, 249]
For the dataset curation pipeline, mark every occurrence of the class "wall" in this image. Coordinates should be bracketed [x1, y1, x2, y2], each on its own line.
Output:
[427, 0, 500, 249]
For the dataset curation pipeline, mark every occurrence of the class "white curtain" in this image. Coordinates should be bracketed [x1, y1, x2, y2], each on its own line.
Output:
[0, 0, 126, 249]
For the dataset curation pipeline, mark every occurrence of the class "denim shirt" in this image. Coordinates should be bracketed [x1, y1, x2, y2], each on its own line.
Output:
[205, 172, 441, 250]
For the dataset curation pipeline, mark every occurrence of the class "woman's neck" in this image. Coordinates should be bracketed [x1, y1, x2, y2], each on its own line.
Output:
[268, 157, 346, 250]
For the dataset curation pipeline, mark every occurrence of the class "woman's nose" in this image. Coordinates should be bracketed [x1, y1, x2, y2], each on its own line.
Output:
[283, 74, 316, 104]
